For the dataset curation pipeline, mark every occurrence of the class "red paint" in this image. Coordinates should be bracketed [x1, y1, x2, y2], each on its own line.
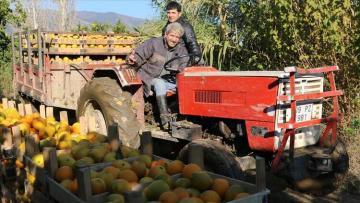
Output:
[294, 66, 338, 74]
[178, 66, 342, 170]
[245, 121, 275, 152]
[178, 68, 279, 122]
[277, 90, 342, 101]
[178, 67, 280, 152]
[271, 129, 295, 173]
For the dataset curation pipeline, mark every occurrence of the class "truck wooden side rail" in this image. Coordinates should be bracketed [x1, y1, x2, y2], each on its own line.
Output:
[12, 29, 142, 109]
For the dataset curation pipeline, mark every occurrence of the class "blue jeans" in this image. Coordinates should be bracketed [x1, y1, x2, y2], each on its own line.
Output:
[151, 78, 177, 96]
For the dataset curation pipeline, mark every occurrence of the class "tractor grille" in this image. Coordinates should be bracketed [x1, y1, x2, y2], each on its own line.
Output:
[195, 90, 221, 103]
[277, 76, 323, 123]
[280, 77, 323, 95]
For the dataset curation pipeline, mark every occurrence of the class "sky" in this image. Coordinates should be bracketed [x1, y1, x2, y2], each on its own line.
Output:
[76, 0, 159, 19]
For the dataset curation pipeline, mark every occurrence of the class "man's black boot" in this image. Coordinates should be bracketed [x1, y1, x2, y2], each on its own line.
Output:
[156, 95, 171, 129]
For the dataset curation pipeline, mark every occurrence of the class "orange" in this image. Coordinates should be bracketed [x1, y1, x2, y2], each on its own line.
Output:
[166, 160, 184, 175]
[224, 184, 245, 201]
[87, 131, 98, 142]
[182, 163, 202, 179]
[71, 122, 81, 134]
[148, 165, 167, 178]
[150, 159, 167, 168]
[60, 179, 72, 191]
[159, 191, 179, 203]
[118, 169, 138, 183]
[58, 140, 72, 150]
[32, 118, 46, 131]
[70, 179, 78, 194]
[103, 166, 120, 179]
[91, 178, 107, 194]
[211, 178, 230, 198]
[20, 115, 33, 125]
[55, 166, 74, 182]
[173, 187, 190, 200]
[131, 160, 147, 178]
[200, 190, 220, 203]
[190, 171, 213, 191]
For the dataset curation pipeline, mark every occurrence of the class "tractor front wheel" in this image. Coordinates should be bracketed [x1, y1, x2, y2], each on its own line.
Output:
[178, 139, 244, 179]
[77, 77, 140, 148]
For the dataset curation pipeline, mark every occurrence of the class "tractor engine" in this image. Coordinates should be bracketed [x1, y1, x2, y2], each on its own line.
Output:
[176, 66, 344, 180]
[177, 67, 323, 152]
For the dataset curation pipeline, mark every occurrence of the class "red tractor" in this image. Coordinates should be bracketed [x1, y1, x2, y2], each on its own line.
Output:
[13, 30, 348, 182]
[171, 65, 348, 181]
[131, 61, 347, 181]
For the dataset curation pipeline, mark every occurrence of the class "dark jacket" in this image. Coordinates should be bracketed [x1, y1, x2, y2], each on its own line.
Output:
[162, 17, 201, 57]
[132, 37, 188, 96]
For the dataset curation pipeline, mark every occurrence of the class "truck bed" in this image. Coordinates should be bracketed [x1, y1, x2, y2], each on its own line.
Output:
[12, 30, 140, 109]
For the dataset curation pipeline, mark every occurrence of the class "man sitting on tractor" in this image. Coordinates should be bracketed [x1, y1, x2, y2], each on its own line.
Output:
[127, 22, 189, 129]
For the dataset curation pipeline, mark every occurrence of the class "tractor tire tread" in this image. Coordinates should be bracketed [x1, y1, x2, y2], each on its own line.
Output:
[77, 77, 140, 148]
[178, 139, 244, 179]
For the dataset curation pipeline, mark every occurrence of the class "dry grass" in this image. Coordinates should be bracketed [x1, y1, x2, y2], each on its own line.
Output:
[337, 133, 360, 194]
[344, 134, 360, 176]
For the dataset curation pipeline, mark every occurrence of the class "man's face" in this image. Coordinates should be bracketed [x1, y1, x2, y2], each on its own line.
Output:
[165, 31, 181, 48]
[167, 9, 181, 22]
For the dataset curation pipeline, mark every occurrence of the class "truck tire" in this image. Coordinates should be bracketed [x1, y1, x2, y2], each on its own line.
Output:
[178, 139, 244, 179]
[77, 77, 140, 148]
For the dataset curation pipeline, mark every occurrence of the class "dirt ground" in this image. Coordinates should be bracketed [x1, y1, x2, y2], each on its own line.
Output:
[152, 136, 360, 203]
[270, 187, 360, 203]
[264, 172, 360, 203]
[263, 132, 360, 203]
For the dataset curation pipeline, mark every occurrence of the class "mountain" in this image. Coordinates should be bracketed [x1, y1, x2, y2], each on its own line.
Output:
[75, 11, 146, 29]
[6, 10, 147, 33]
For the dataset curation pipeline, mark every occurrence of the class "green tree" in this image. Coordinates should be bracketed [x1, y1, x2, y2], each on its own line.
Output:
[235, 0, 359, 123]
[74, 23, 89, 32]
[89, 22, 110, 32]
[0, 0, 25, 96]
[113, 20, 127, 33]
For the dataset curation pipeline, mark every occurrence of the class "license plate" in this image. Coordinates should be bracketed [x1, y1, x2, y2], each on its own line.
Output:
[296, 104, 313, 122]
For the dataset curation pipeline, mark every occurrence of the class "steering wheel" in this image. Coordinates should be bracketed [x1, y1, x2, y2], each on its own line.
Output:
[163, 54, 201, 73]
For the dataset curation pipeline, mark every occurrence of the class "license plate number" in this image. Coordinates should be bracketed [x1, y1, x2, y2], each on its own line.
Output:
[296, 104, 313, 122]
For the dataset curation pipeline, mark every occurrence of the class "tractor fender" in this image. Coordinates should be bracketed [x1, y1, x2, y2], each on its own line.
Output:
[91, 66, 145, 128]
[92, 66, 142, 87]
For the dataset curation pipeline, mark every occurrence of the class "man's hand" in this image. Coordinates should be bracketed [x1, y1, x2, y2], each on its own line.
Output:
[127, 50, 137, 65]
[187, 55, 204, 67]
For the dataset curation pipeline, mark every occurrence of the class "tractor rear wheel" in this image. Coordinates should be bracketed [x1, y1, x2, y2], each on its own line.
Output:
[178, 139, 244, 179]
[77, 77, 140, 148]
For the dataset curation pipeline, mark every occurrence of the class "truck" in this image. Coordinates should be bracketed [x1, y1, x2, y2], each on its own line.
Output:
[12, 29, 348, 183]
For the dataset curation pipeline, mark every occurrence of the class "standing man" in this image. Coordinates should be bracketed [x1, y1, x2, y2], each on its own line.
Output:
[162, 1, 203, 65]
[128, 22, 189, 129]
